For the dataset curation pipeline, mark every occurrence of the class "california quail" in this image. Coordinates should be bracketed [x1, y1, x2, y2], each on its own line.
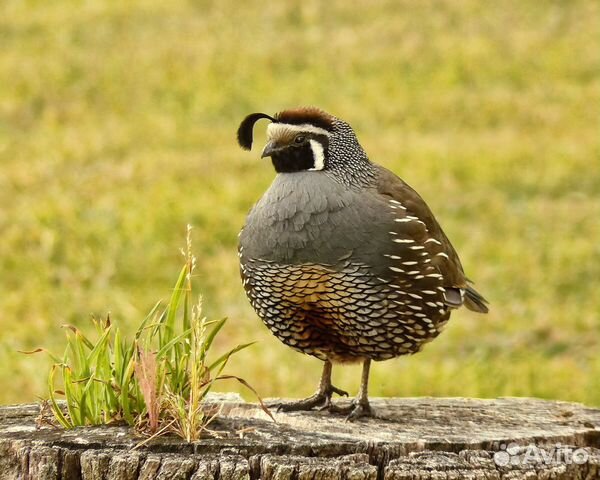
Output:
[237, 107, 488, 419]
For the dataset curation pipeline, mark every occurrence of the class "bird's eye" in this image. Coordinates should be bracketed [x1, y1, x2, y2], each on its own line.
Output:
[294, 135, 305, 144]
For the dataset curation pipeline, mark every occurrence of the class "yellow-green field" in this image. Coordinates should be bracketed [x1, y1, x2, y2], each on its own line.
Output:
[1, 0, 599, 406]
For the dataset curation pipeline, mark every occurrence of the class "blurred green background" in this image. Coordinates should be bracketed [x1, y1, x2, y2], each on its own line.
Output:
[1, 0, 599, 406]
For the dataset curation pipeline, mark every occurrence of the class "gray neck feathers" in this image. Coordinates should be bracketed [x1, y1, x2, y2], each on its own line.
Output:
[325, 119, 377, 189]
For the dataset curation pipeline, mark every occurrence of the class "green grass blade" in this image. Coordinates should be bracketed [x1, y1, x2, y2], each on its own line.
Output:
[136, 301, 163, 339]
[62, 366, 81, 426]
[120, 354, 137, 425]
[48, 365, 73, 429]
[155, 328, 193, 360]
[203, 318, 227, 357]
[207, 342, 256, 372]
[164, 265, 188, 343]
[79, 375, 97, 424]
[86, 324, 112, 365]
[113, 328, 123, 382]
[62, 324, 94, 351]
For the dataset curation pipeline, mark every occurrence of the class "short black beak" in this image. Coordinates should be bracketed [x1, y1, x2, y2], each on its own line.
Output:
[261, 141, 277, 158]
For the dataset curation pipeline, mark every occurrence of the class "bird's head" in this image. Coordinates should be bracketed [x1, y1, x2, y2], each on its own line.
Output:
[237, 107, 370, 178]
[237, 107, 334, 173]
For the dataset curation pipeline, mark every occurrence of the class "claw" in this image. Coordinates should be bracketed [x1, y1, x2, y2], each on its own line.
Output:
[345, 402, 373, 421]
[274, 383, 348, 413]
[316, 395, 333, 411]
[275, 392, 328, 413]
[327, 400, 373, 421]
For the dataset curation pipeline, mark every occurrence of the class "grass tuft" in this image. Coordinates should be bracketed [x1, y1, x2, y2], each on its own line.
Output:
[30, 226, 266, 440]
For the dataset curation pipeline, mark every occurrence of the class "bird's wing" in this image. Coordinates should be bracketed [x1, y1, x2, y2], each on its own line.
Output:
[374, 165, 488, 313]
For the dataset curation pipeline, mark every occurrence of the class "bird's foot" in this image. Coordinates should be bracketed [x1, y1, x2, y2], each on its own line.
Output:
[274, 384, 349, 413]
[328, 399, 373, 421]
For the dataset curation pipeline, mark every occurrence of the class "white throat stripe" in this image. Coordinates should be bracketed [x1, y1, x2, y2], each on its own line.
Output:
[308, 139, 325, 171]
[267, 123, 330, 139]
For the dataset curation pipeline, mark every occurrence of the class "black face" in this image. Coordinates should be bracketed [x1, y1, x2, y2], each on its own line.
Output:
[272, 143, 313, 173]
[269, 135, 329, 173]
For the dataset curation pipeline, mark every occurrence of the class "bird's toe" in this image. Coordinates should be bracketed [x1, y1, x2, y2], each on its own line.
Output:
[274, 392, 328, 413]
[344, 402, 373, 421]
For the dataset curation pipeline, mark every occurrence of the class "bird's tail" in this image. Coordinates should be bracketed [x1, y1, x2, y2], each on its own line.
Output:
[464, 285, 489, 313]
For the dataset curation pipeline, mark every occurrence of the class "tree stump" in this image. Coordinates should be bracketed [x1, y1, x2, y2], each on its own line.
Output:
[1, 395, 600, 479]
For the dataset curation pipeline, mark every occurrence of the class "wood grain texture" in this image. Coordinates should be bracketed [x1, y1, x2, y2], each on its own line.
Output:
[1, 395, 599, 479]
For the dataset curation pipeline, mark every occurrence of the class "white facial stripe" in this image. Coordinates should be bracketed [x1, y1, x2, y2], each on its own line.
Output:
[308, 139, 325, 171]
[267, 122, 330, 139]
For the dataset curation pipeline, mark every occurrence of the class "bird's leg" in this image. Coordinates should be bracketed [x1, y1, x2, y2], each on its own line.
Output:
[348, 358, 374, 420]
[329, 359, 374, 420]
[275, 360, 348, 412]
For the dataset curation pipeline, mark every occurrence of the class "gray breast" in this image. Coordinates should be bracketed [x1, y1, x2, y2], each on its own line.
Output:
[239, 172, 391, 268]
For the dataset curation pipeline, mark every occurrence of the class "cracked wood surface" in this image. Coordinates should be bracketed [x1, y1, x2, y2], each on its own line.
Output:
[1, 395, 600, 479]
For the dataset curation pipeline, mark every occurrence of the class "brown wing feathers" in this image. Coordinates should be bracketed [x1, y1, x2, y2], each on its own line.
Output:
[375, 165, 488, 313]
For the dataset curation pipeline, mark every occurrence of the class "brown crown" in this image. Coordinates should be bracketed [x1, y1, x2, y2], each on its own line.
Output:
[275, 107, 335, 132]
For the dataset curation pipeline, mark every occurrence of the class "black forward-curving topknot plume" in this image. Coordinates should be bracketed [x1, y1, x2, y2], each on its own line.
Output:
[237, 112, 277, 150]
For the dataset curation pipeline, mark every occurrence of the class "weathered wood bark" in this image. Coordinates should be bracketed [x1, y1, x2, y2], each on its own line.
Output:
[1, 395, 600, 479]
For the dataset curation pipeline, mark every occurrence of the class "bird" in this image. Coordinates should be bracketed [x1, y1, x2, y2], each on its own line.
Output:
[236, 107, 488, 420]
